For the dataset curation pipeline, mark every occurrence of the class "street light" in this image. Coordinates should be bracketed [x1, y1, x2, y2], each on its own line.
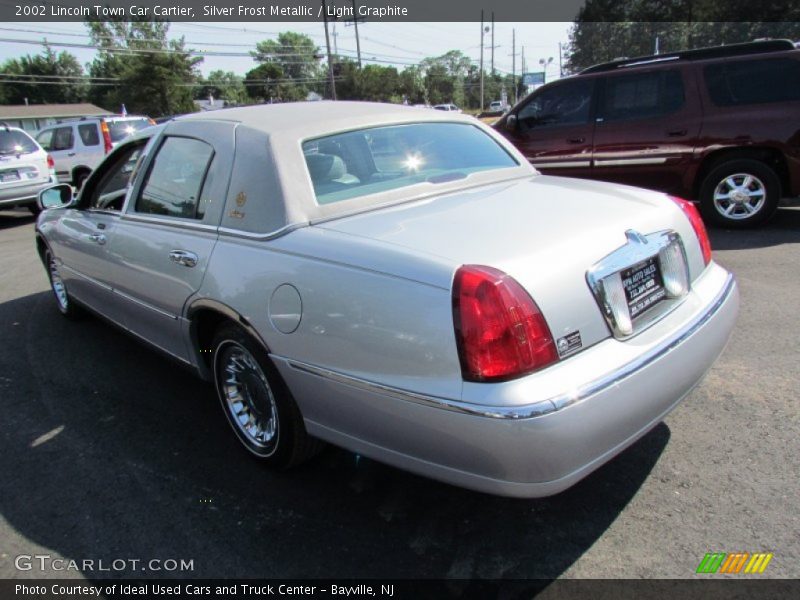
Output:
[539, 57, 554, 83]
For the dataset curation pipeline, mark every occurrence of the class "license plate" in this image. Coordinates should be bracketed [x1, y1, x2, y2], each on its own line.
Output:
[620, 256, 666, 319]
[0, 171, 19, 183]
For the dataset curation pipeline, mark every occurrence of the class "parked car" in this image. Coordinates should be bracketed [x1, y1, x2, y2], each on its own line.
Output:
[0, 124, 57, 214]
[489, 100, 507, 112]
[433, 103, 461, 112]
[36, 115, 154, 189]
[34, 102, 738, 498]
[495, 39, 800, 228]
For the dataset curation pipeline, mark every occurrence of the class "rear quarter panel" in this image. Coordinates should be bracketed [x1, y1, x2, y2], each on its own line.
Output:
[198, 228, 464, 407]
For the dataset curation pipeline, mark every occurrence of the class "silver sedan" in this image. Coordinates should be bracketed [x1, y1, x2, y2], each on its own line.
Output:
[34, 102, 738, 497]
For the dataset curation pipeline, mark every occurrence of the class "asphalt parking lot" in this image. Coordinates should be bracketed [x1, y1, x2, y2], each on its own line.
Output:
[0, 207, 798, 581]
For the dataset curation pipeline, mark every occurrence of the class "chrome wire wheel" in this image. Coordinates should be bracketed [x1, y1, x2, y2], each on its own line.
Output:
[48, 253, 69, 312]
[712, 172, 767, 221]
[216, 342, 279, 455]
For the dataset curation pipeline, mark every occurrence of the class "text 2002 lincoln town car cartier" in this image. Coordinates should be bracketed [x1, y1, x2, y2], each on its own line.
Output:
[34, 103, 738, 497]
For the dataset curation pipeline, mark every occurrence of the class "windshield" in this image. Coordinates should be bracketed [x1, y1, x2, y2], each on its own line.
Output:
[107, 118, 152, 142]
[302, 122, 518, 205]
[0, 130, 39, 155]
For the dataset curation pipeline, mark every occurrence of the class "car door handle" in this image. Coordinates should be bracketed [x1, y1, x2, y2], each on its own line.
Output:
[667, 129, 688, 137]
[567, 137, 586, 144]
[67, 152, 76, 157]
[88, 233, 106, 245]
[169, 250, 198, 268]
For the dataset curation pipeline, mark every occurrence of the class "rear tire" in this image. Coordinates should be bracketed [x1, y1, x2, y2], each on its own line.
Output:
[212, 324, 323, 468]
[698, 159, 780, 228]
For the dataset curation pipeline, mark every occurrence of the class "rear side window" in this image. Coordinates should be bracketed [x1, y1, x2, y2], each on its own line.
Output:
[601, 70, 685, 122]
[705, 57, 800, 106]
[0, 129, 39, 155]
[78, 124, 100, 146]
[107, 118, 152, 142]
[51, 126, 74, 151]
[136, 136, 214, 219]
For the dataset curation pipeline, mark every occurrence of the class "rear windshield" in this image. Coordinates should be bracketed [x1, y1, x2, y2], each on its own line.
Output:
[302, 122, 518, 205]
[0, 130, 39, 155]
[107, 118, 152, 142]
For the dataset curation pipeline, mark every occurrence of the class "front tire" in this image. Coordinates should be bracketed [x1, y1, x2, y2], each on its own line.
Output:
[212, 324, 322, 468]
[699, 159, 780, 228]
[44, 249, 82, 319]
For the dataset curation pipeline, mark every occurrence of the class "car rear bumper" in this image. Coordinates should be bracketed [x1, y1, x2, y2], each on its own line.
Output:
[0, 179, 53, 207]
[274, 264, 738, 497]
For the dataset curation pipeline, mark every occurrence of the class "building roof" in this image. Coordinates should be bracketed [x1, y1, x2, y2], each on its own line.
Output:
[0, 103, 114, 119]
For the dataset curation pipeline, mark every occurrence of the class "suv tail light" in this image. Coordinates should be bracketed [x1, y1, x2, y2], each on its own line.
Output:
[669, 195, 712, 265]
[46, 154, 55, 169]
[100, 122, 113, 154]
[453, 265, 558, 382]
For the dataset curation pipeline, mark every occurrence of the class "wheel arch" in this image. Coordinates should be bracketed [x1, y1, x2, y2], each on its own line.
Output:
[187, 299, 272, 380]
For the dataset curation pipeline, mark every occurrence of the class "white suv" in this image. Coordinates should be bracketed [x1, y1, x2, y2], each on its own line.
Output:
[36, 116, 153, 189]
[0, 125, 57, 214]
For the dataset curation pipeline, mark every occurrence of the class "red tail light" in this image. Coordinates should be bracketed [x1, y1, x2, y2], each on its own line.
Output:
[100, 122, 113, 154]
[453, 265, 558, 382]
[669, 195, 712, 265]
[46, 154, 54, 169]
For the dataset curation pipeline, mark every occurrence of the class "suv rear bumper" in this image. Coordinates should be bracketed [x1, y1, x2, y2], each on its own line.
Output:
[0, 179, 54, 207]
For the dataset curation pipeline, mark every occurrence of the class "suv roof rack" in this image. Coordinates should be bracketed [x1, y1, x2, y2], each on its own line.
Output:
[580, 39, 796, 75]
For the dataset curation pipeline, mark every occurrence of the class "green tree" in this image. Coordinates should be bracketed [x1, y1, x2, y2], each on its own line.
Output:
[196, 70, 248, 106]
[0, 46, 86, 105]
[86, 20, 201, 117]
[251, 32, 323, 100]
[421, 50, 472, 106]
[566, 1, 800, 73]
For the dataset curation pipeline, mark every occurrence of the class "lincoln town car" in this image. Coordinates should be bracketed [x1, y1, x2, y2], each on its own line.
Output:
[34, 103, 738, 497]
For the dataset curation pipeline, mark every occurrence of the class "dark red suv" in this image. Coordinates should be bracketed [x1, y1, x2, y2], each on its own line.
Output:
[495, 40, 800, 228]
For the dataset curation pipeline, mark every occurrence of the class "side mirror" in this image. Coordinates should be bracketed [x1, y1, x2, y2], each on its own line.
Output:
[505, 114, 518, 132]
[38, 184, 74, 211]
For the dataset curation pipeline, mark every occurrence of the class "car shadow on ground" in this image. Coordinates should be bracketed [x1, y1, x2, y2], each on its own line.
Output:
[0, 211, 35, 230]
[0, 290, 669, 581]
[708, 207, 800, 251]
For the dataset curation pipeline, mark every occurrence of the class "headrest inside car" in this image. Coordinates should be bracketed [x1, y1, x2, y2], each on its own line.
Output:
[305, 153, 346, 182]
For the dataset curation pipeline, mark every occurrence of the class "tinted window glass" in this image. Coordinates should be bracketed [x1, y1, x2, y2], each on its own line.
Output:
[517, 79, 594, 128]
[601, 70, 684, 121]
[705, 57, 800, 106]
[36, 129, 53, 151]
[0, 129, 39, 155]
[52, 126, 74, 151]
[136, 137, 214, 219]
[108, 118, 152, 142]
[78, 123, 100, 146]
[302, 123, 518, 205]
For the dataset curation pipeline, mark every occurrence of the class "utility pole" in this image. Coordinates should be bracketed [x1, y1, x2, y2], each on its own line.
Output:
[351, 0, 362, 68]
[512, 29, 516, 104]
[332, 21, 338, 56]
[322, 0, 337, 100]
[479, 10, 485, 111]
[558, 42, 563, 77]
[491, 12, 495, 74]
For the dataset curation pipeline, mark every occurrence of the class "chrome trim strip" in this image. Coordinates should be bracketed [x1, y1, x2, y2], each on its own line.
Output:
[60, 264, 113, 291]
[60, 265, 177, 320]
[218, 223, 304, 241]
[284, 273, 735, 420]
[529, 160, 591, 169]
[121, 213, 219, 233]
[113, 288, 178, 320]
[594, 157, 668, 167]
